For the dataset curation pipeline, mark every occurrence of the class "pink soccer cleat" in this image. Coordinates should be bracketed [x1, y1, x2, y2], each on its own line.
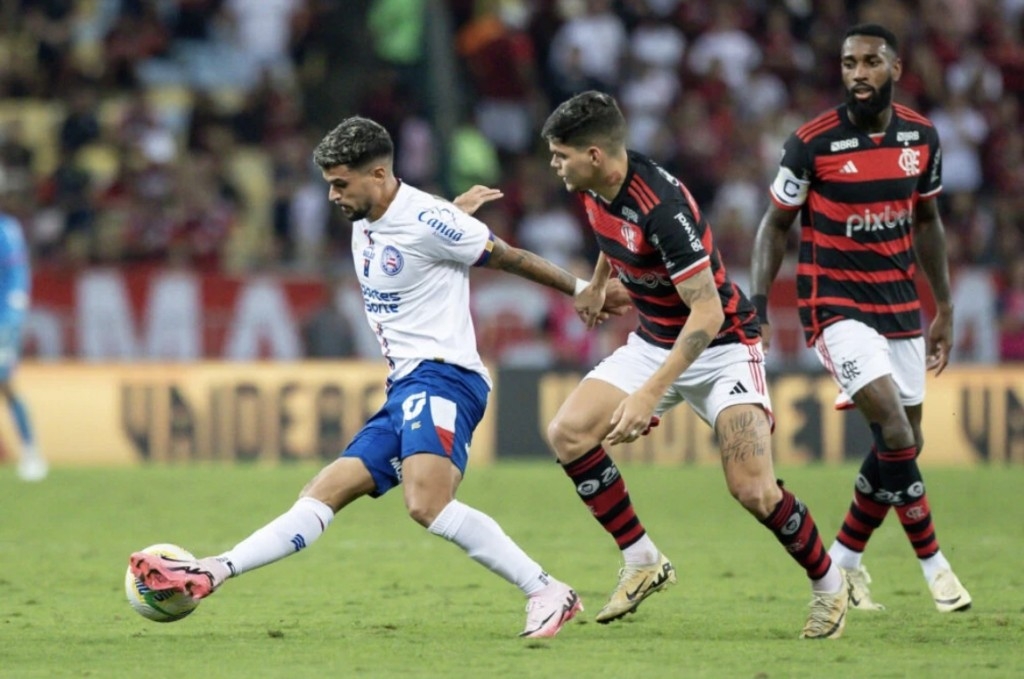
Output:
[519, 581, 583, 638]
[129, 551, 230, 600]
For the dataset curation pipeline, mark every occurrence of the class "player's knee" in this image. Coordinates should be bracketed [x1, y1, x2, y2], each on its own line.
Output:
[728, 478, 780, 519]
[406, 497, 446, 528]
[546, 415, 590, 461]
[870, 418, 915, 452]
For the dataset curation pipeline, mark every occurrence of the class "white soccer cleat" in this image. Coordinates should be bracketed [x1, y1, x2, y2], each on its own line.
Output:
[17, 456, 48, 482]
[519, 581, 582, 638]
[842, 565, 886, 611]
[594, 552, 676, 623]
[801, 569, 851, 639]
[930, 569, 972, 613]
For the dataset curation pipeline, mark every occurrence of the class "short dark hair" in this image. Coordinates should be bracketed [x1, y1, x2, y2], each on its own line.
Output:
[313, 116, 394, 170]
[541, 90, 627, 150]
[844, 23, 899, 55]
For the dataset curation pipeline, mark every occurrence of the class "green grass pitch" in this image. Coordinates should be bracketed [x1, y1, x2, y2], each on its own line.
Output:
[1, 462, 1021, 678]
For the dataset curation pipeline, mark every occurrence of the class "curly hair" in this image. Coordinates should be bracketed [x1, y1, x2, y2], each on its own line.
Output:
[313, 116, 394, 170]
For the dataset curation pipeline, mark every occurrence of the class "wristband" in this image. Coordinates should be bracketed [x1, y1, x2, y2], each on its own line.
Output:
[751, 294, 769, 324]
[574, 278, 589, 296]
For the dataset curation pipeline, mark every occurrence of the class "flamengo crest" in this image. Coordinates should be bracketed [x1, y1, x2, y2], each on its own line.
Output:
[898, 147, 921, 176]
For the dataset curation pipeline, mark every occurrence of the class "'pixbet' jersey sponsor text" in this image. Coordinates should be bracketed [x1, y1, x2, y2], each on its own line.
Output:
[845, 203, 913, 238]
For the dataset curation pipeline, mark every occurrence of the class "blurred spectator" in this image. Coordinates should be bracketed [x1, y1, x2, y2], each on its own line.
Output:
[548, 0, 629, 97]
[222, 0, 306, 86]
[58, 86, 102, 155]
[946, 41, 1003, 102]
[458, 3, 542, 155]
[759, 4, 813, 81]
[929, 89, 988, 197]
[0, 121, 35, 190]
[686, 3, 762, 95]
[950, 266, 1000, 363]
[619, 9, 684, 155]
[101, 0, 170, 90]
[22, 0, 76, 96]
[367, 0, 427, 98]
[517, 180, 585, 270]
[998, 256, 1024, 361]
[447, 117, 501, 195]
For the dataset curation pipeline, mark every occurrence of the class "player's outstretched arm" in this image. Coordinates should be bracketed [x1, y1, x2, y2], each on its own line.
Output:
[913, 197, 954, 375]
[485, 236, 631, 318]
[750, 204, 797, 352]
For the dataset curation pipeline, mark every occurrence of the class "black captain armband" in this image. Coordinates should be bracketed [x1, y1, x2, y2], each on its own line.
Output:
[751, 294, 769, 324]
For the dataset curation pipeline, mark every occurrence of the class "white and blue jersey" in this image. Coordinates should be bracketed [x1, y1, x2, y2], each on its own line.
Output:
[0, 213, 30, 379]
[342, 183, 495, 494]
[352, 181, 493, 388]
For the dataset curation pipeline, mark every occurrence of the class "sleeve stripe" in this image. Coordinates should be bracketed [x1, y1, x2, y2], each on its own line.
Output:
[670, 256, 711, 283]
[473, 234, 495, 267]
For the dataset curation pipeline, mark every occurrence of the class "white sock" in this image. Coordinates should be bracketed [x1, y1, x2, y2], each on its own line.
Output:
[22, 444, 41, 462]
[827, 541, 862, 570]
[920, 550, 951, 584]
[812, 562, 844, 594]
[428, 500, 550, 596]
[218, 497, 335, 575]
[622, 534, 659, 566]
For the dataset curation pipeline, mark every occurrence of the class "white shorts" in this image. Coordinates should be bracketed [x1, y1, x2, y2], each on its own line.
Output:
[813, 319, 926, 407]
[585, 332, 773, 429]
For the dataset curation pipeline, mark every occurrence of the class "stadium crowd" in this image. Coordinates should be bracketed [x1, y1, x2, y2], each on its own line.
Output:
[0, 0, 1022, 365]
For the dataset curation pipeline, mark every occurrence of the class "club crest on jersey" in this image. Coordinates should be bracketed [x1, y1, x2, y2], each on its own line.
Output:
[898, 147, 921, 176]
[620, 222, 641, 253]
[380, 246, 404, 275]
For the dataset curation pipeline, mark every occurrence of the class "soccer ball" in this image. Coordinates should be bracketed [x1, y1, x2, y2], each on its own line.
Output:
[124, 543, 201, 623]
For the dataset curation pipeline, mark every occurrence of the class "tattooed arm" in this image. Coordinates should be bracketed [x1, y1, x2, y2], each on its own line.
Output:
[484, 235, 581, 295]
[644, 267, 724, 398]
[605, 267, 724, 445]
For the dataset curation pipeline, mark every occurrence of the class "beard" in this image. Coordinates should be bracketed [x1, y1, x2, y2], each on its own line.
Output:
[347, 206, 371, 221]
[845, 77, 894, 124]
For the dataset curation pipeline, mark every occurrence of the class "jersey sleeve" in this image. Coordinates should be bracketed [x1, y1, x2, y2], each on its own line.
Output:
[919, 126, 942, 199]
[769, 133, 813, 210]
[647, 203, 710, 285]
[415, 199, 494, 266]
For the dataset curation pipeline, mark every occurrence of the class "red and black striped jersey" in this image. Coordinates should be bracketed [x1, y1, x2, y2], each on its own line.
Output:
[769, 103, 942, 344]
[581, 151, 759, 350]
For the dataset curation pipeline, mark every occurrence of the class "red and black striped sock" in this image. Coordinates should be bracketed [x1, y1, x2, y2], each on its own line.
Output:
[762, 486, 832, 580]
[871, 422, 940, 560]
[562, 446, 645, 549]
[894, 494, 939, 558]
[836, 449, 890, 553]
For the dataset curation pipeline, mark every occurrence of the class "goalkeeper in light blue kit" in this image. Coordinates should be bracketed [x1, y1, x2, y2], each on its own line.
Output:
[0, 208, 46, 481]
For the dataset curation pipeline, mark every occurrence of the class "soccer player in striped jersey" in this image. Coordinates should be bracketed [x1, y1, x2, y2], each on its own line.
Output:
[130, 116, 634, 638]
[542, 91, 850, 639]
[751, 24, 971, 613]
[0, 184, 46, 482]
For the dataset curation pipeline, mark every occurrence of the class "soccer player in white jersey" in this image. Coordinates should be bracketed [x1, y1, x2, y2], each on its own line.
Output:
[129, 116, 631, 638]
